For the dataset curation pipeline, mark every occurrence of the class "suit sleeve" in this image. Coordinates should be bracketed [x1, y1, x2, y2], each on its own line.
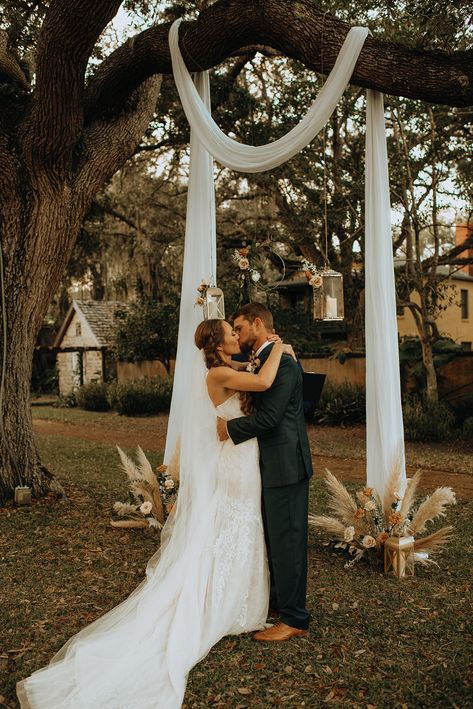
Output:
[227, 356, 298, 445]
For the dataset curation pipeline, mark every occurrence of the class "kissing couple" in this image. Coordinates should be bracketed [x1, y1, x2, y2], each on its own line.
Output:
[18, 302, 313, 709]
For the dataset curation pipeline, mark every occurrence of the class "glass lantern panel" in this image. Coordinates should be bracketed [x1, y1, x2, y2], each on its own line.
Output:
[204, 288, 225, 320]
[321, 270, 344, 320]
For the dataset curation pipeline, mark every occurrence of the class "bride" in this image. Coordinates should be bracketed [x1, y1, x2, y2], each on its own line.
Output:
[17, 318, 289, 709]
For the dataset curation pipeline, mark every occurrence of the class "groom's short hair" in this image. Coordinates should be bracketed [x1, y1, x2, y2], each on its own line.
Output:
[233, 302, 273, 331]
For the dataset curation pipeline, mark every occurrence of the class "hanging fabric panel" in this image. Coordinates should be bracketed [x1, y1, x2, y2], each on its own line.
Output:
[163, 71, 216, 473]
[365, 89, 406, 493]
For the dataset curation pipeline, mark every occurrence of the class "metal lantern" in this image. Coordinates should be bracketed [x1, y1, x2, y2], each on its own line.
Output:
[14, 486, 32, 505]
[203, 286, 225, 320]
[312, 268, 344, 321]
[384, 535, 415, 578]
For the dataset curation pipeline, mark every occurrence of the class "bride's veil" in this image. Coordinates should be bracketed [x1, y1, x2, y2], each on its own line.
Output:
[17, 345, 222, 708]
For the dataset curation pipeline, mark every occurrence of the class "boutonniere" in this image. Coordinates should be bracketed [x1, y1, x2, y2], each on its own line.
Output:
[246, 353, 261, 373]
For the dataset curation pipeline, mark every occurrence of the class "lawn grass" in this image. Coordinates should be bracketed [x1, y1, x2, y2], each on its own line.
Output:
[1, 434, 471, 708]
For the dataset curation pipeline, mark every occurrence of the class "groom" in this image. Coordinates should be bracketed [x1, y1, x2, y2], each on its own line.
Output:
[217, 302, 313, 641]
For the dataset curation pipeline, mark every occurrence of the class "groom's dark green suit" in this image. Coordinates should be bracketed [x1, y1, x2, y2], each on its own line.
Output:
[227, 343, 313, 630]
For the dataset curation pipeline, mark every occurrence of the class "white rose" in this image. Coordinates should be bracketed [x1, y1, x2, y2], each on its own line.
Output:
[362, 535, 376, 548]
[364, 500, 376, 511]
[343, 526, 355, 542]
[251, 271, 261, 282]
[164, 478, 175, 490]
[140, 501, 152, 515]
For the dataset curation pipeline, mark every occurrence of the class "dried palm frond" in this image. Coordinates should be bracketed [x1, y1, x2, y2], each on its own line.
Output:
[117, 446, 165, 524]
[308, 514, 347, 538]
[413, 526, 454, 553]
[409, 488, 456, 535]
[382, 449, 405, 520]
[110, 519, 149, 529]
[113, 501, 140, 517]
[323, 469, 358, 525]
[399, 470, 423, 520]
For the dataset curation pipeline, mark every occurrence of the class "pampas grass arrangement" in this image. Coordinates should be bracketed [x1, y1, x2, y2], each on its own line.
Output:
[309, 464, 456, 570]
[111, 447, 178, 530]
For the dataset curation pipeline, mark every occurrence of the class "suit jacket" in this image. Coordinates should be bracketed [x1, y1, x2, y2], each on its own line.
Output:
[227, 344, 314, 488]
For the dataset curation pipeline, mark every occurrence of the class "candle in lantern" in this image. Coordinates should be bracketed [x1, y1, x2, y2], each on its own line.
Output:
[325, 295, 338, 319]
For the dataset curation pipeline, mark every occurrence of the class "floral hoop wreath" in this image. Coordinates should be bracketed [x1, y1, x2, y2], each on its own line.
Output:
[233, 241, 286, 293]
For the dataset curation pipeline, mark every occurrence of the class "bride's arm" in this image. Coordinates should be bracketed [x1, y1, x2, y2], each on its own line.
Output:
[209, 343, 284, 392]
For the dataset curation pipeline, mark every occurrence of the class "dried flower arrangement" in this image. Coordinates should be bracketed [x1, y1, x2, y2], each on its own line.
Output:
[309, 462, 456, 569]
[111, 447, 179, 530]
[301, 258, 323, 288]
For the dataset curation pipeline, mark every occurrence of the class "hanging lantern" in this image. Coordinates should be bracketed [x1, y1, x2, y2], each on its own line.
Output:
[384, 535, 415, 578]
[203, 286, 225, 320]
[312, 268, 344, 321]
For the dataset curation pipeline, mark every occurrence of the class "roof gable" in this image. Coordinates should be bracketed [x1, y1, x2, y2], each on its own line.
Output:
[54, 300, 130, 347]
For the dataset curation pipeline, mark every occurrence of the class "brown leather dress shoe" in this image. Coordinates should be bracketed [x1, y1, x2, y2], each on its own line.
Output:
[253, 622, 309, 642]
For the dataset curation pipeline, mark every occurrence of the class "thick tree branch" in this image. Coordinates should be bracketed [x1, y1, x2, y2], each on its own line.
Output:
[74, 76, 162, 213]
[0, 31, 30, 91]
[22, 0, 122, 167]
[84, 0, 473, 123]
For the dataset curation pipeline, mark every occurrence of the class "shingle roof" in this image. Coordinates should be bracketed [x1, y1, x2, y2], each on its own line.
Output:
[75, 300, 131, 346]
[54, 300, 131, 348]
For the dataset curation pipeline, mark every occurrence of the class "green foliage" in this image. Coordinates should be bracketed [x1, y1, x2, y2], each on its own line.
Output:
[31, 364, 58, 396]
[399, 336, 463, 392]
[402, 396, 456, 442]
[107, 377, 173, 416]
[54, 393, 77, 409]
[75, 382, 111, 412]
[113, 300, 178, 365]
[462, 416, 473, 439]
[314, 383, 366, 426]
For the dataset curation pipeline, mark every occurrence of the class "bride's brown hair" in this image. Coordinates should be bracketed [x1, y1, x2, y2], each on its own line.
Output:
[194, 319, 253, 415]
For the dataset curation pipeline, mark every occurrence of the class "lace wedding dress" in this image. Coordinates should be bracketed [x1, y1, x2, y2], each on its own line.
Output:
[17, 391, 269, 708]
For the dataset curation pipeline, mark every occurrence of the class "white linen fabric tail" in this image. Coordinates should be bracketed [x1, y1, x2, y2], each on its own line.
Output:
[166, 18, 405, 498]
[365, 90, 406, 493]
[163, 71, 216, 471]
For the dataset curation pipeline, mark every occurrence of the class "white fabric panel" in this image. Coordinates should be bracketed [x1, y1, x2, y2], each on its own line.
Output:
[163, 71, 216, 468]
[169, 19, 368, 172]
[365, 90, 406, 495]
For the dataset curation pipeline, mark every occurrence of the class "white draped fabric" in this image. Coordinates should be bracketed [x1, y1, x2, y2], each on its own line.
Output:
[163, 71, 216, 470]
[165, 20, 405, 497]
[365, 90, 405, 491]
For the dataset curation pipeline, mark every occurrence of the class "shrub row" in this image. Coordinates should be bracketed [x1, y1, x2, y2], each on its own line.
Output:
[73, 377, 173, 416]
[312, 384, 472, 442]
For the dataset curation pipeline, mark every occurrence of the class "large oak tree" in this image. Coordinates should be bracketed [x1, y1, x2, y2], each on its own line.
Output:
[0, 0, 472, 501]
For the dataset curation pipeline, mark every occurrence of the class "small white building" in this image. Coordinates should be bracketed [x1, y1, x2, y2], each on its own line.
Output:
[54, 300, 129, 396]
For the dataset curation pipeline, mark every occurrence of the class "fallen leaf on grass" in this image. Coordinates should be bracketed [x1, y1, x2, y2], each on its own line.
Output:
[237, 688, 252, 695]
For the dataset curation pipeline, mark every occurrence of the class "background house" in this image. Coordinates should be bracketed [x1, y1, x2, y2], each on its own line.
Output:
[54, 300, 129, 396]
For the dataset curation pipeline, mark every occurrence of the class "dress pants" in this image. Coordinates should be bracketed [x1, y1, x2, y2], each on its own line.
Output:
[262, 478, 310, 630]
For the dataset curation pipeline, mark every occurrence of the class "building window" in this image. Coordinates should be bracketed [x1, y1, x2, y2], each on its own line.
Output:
[461, 341, 472, 352]
[460, 289, 468, 319]
[75, 322, 82, 336]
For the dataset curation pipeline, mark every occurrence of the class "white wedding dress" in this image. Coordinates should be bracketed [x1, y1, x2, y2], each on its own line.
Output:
[17, 390, 269, 708]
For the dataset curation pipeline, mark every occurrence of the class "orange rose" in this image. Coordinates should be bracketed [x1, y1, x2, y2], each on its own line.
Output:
[388, 512, 403, 526]
[238, 247, 250, 256]
[304, 270, 313, 281]
[157, 464, 168, 473]
[363, 487, 373, 497]
[354, 508, 365, 520]
[377, 532, 389, 543]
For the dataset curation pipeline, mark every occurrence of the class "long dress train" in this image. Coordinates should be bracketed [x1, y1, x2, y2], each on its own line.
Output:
[17, 393, 269, 708]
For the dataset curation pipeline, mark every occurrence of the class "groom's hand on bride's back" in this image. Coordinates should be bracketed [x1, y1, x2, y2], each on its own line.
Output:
[217, 417, 229, 441]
